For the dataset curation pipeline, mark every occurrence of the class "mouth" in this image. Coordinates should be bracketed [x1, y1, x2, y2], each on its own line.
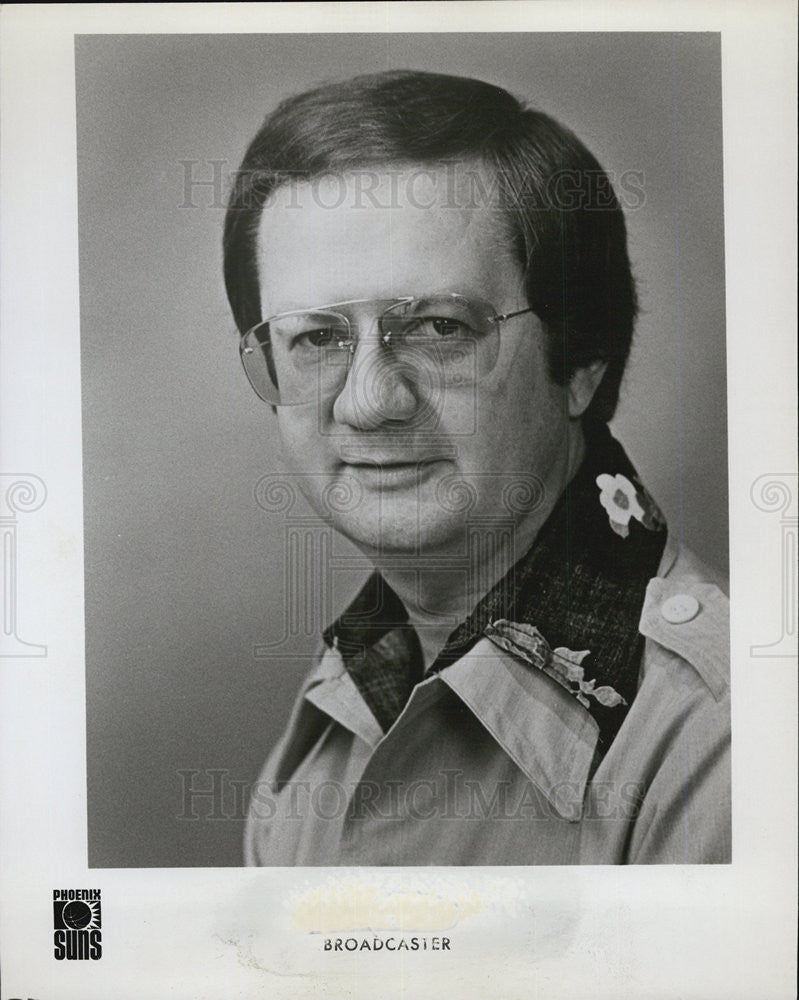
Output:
[340, 457, 448, 489]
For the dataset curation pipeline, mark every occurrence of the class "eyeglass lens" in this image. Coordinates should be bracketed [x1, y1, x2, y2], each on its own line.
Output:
[241, 295, 503, 405]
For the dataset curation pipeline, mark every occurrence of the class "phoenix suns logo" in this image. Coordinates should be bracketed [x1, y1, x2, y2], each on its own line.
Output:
[53, 889, 102, 960]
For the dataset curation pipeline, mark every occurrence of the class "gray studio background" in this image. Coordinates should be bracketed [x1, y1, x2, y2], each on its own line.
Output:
[77, 33, 727, 867]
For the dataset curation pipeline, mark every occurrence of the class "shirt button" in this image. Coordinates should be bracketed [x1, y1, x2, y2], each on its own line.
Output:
[661, 593, 700, 624]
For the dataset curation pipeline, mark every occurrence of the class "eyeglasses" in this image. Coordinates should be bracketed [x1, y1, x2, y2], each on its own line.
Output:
[239, 293, 536, 406]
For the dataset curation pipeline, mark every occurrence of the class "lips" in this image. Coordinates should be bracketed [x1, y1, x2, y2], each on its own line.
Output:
[339, 456, 448, 489]
[343, 458, 440, 468]
[338, 443, 453, 466]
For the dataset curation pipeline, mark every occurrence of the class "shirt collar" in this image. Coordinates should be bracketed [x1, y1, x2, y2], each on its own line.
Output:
[302, 635, 601, 821]
[439, 636, 601, 820]
[322, 575, 423, 732]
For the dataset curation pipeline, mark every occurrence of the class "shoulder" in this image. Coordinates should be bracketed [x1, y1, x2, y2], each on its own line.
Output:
[638, 542, 729, 701]
[658, 538, 728, 593]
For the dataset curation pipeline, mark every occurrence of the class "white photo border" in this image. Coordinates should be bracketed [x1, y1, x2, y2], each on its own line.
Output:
[0, 3, 796, 998]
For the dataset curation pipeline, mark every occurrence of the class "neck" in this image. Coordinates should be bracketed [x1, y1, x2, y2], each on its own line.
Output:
[374, 420, 587, 669]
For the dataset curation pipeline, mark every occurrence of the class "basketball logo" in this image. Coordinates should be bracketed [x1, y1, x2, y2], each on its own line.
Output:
[53, 889, 102, 960]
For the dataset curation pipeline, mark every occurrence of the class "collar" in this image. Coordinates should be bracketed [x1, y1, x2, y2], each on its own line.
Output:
[324, 423, 668, 752]
[297, 634, 600, 821]
[322, 575, 423, 732]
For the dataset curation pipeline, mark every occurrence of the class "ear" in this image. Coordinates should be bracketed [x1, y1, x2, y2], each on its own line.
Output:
[567, 361, 608, 418]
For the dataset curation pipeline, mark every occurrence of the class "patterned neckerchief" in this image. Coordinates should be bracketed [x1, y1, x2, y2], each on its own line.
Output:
[323, 423, 667, 754]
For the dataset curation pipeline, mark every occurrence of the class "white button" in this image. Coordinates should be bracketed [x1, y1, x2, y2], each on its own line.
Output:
[661, 593, 700, 624]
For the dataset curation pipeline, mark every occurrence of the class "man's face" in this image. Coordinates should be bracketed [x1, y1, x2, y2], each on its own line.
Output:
[255, 166, 577, 558]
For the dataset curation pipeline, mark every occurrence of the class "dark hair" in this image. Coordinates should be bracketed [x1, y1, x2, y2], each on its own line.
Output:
[224, 70, 637, 423]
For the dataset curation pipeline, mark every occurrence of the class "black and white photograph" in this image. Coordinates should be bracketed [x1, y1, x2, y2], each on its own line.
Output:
[79, 31, 730, 869]
[0, 4, 796, 999]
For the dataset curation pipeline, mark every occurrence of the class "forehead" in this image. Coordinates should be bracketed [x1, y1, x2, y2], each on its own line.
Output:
[255, 165, 522, 314]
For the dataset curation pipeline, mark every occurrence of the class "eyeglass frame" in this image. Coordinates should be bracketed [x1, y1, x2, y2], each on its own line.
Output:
[239, 293, 537, 406]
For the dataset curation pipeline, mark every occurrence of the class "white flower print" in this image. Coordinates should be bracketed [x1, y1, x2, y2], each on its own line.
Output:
[596, 473, 645, 538]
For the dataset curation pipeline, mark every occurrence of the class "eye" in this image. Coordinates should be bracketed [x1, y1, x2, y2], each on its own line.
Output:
[289, 324, 350, 350]
[297, 327, 337, 348]
[271, 312, 349, 351]
[429, 317, 468, 337]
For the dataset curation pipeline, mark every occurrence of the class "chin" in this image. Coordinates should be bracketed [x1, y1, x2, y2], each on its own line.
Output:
[331, 505, 463, 557]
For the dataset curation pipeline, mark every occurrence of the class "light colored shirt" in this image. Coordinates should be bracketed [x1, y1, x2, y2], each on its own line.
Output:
[244, 541, 731, 865]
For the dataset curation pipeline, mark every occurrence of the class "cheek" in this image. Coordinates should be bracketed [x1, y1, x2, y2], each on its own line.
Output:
[274, 413, 336, 517]
[275, 414, 302, 462]
[451, 368, 571, 487]
[276, 410, 330, 472]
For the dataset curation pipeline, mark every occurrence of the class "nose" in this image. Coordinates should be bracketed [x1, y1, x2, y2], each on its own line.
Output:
[331, 333, 420, 429]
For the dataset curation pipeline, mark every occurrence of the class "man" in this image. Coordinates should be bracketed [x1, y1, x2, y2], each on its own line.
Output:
[223, 70, 730, 865]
